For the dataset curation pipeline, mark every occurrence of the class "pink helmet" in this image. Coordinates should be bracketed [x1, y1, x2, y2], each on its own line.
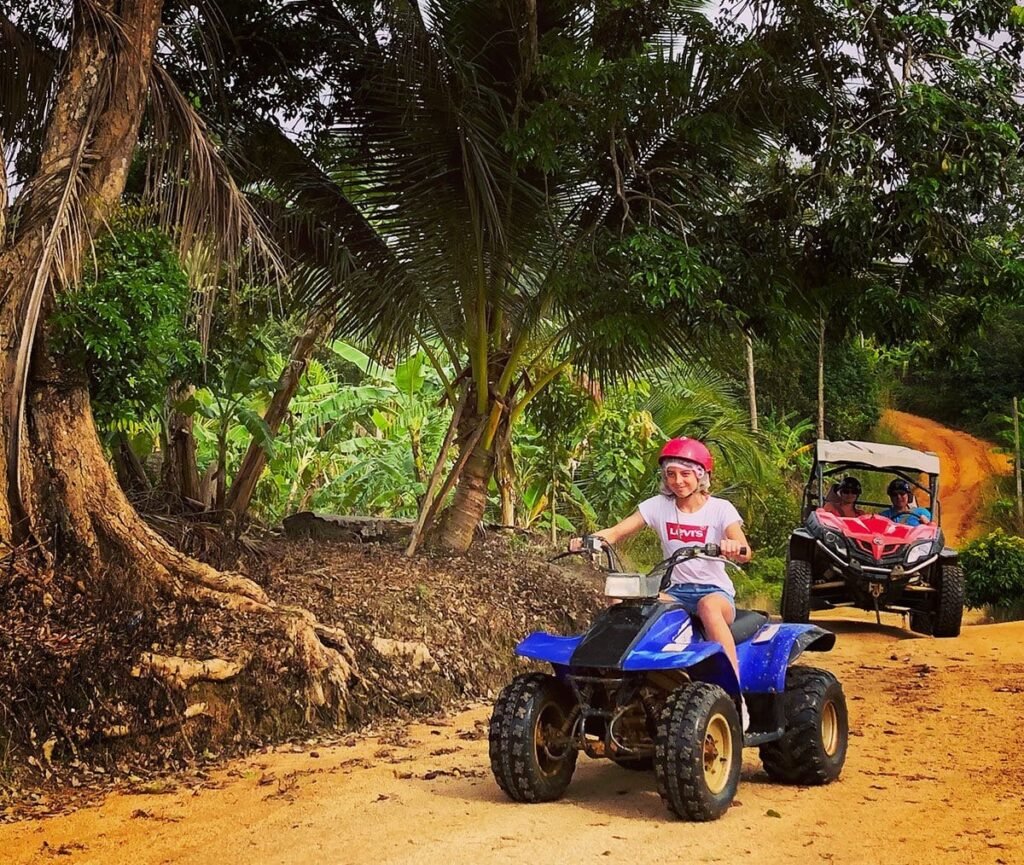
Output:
[658, 437, 714, 473]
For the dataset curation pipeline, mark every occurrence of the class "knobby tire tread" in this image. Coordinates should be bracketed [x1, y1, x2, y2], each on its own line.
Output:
[654, 682, 740, 821]
[488, 672, 576, 803]
[759, 666, 847, 785]
[933, 563, 965, 638]
[781, 556, 812, 624]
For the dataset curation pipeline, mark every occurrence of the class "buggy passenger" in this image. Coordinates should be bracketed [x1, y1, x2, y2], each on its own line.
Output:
[823, 476, 865, 518]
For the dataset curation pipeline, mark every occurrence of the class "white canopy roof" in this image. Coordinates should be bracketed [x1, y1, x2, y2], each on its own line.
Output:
[816, 439, 941, 475]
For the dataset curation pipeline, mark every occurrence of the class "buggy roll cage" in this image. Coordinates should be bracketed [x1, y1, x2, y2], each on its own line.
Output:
[802, 439, 941, 526]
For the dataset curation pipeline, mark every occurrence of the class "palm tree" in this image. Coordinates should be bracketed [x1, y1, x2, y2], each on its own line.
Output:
[311, 0, 827, 551]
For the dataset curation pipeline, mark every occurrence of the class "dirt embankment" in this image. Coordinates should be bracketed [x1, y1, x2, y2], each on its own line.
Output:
[2, 611, 1023, 865]
[882, 409, 1011, 546]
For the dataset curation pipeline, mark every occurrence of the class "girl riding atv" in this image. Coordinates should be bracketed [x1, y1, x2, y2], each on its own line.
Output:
[570, 437, 753, 725]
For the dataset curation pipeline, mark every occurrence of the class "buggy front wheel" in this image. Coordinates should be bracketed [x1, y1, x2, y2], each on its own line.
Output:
[933, 563, 964, 638]
[781, 555, 812, 624]
[489, 673, 578, 803]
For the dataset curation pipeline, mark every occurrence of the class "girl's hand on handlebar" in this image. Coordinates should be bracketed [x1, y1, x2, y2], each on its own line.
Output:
[569, 535, 603, 553]
[718, 538, 748, 561]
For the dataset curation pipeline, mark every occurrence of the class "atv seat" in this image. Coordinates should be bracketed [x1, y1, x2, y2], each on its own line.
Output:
[689, 608, 768, 643]
[731, 609, 769, 643]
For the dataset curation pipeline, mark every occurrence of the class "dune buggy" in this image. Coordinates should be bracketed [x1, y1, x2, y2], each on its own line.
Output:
[489, 540, 848, 821]
[781, 439, 964, 637]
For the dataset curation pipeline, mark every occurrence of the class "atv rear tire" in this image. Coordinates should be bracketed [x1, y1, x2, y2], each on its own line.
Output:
[933, 563, 964, 638]
[781, 556, 812, 624]
[759, 666, 848, 785]
[654, 682, 741, 821]
[489, 673, 578, 803]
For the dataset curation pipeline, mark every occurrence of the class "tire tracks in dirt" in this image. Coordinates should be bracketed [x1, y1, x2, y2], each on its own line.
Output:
[882, 409, 1011, 547]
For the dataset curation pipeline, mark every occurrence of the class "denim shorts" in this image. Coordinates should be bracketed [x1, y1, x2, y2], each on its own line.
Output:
[663, 583, 736, 617]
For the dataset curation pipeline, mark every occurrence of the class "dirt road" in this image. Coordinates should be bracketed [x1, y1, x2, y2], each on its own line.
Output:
[4, 413, 1021, 865]
[883, 409, 1011, 546]
[3, 611, 1023, 865]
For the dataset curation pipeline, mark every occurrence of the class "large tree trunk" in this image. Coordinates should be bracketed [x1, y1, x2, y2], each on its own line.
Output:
[225, 311, 330, 523]
[0, 0, 354, 722]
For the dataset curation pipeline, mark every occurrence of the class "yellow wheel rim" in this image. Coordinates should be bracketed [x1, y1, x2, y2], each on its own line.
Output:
[821, 700, 840, 757]
[534, 703, 569, 776]
[703, 712, 734, 794]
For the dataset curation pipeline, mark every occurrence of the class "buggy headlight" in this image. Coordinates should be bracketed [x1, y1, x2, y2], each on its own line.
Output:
[823, 531, 848, 558]
[906, 541, 934, 565]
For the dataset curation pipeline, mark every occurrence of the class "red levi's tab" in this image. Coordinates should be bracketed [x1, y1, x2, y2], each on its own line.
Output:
[666, 523, 708, 543]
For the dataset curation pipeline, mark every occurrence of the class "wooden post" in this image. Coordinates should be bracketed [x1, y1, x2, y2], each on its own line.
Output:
[1013, 397, 1023, 528]
[745, 333, 758, 433]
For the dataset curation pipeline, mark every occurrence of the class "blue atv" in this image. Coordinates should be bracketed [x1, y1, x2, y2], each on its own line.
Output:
[489, 539, 848, 821]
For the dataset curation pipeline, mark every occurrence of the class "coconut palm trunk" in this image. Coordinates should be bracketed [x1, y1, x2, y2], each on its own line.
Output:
[0, 0, 354, 719]
[437, 432, 496, 552]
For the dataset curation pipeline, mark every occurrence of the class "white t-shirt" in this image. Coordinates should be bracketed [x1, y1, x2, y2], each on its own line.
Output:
[637, 494, 744, 594]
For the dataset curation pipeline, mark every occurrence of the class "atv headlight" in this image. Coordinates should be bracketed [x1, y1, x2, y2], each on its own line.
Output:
[906, 541, 934, 565]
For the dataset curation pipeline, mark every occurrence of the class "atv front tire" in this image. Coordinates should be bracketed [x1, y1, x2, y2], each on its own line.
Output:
[759, 666, 848, 785]
[933, 562, 964, 638]
[655, 682, 742, 821]
[781, 556, 812, 624]
[489, 673, 578, 803]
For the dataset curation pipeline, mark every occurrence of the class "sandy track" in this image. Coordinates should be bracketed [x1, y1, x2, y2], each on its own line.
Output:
[883, 409, 1011, 546]
[3, 611, 1023, 865]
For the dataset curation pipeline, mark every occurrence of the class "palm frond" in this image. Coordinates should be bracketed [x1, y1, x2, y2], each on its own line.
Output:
[145, 63, 284, 294]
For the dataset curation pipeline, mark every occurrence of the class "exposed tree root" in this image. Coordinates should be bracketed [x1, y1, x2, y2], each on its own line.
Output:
[13, 369, 360, 723]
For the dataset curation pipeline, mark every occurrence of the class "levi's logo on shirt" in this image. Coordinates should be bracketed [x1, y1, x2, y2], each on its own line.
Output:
[666, 522, 708, 543]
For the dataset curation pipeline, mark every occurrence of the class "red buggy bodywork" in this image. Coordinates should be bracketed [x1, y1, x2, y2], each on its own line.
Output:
[813, 511, 937, 561]
[782, 440, 964, 637]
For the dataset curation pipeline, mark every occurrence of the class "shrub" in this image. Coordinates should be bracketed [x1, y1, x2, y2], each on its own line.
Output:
[743, 484, 801, 558]
[960, 530, 1024, 609]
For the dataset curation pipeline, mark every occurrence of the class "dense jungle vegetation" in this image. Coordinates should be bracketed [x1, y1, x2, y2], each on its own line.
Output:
[3, 0, 1024, 751]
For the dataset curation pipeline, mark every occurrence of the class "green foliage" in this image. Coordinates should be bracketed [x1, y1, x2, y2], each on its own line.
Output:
[960, 530, 1024, 609]
[742, 483, 801, 559]
[51, 222, 200, 426]
[184, 336, 454, 524]
[516, 372, 597, 534]
[733, 555, 785, 610]
[896, 305, 1024, 437]
[572, 383, 661, 528]
[755, 336, 882, 441]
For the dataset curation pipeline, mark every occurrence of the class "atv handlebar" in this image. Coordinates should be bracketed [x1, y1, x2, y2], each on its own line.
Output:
[551, 534, 623, 572]
[670, 543, 748, 560]
[553, 537, 746, 575]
